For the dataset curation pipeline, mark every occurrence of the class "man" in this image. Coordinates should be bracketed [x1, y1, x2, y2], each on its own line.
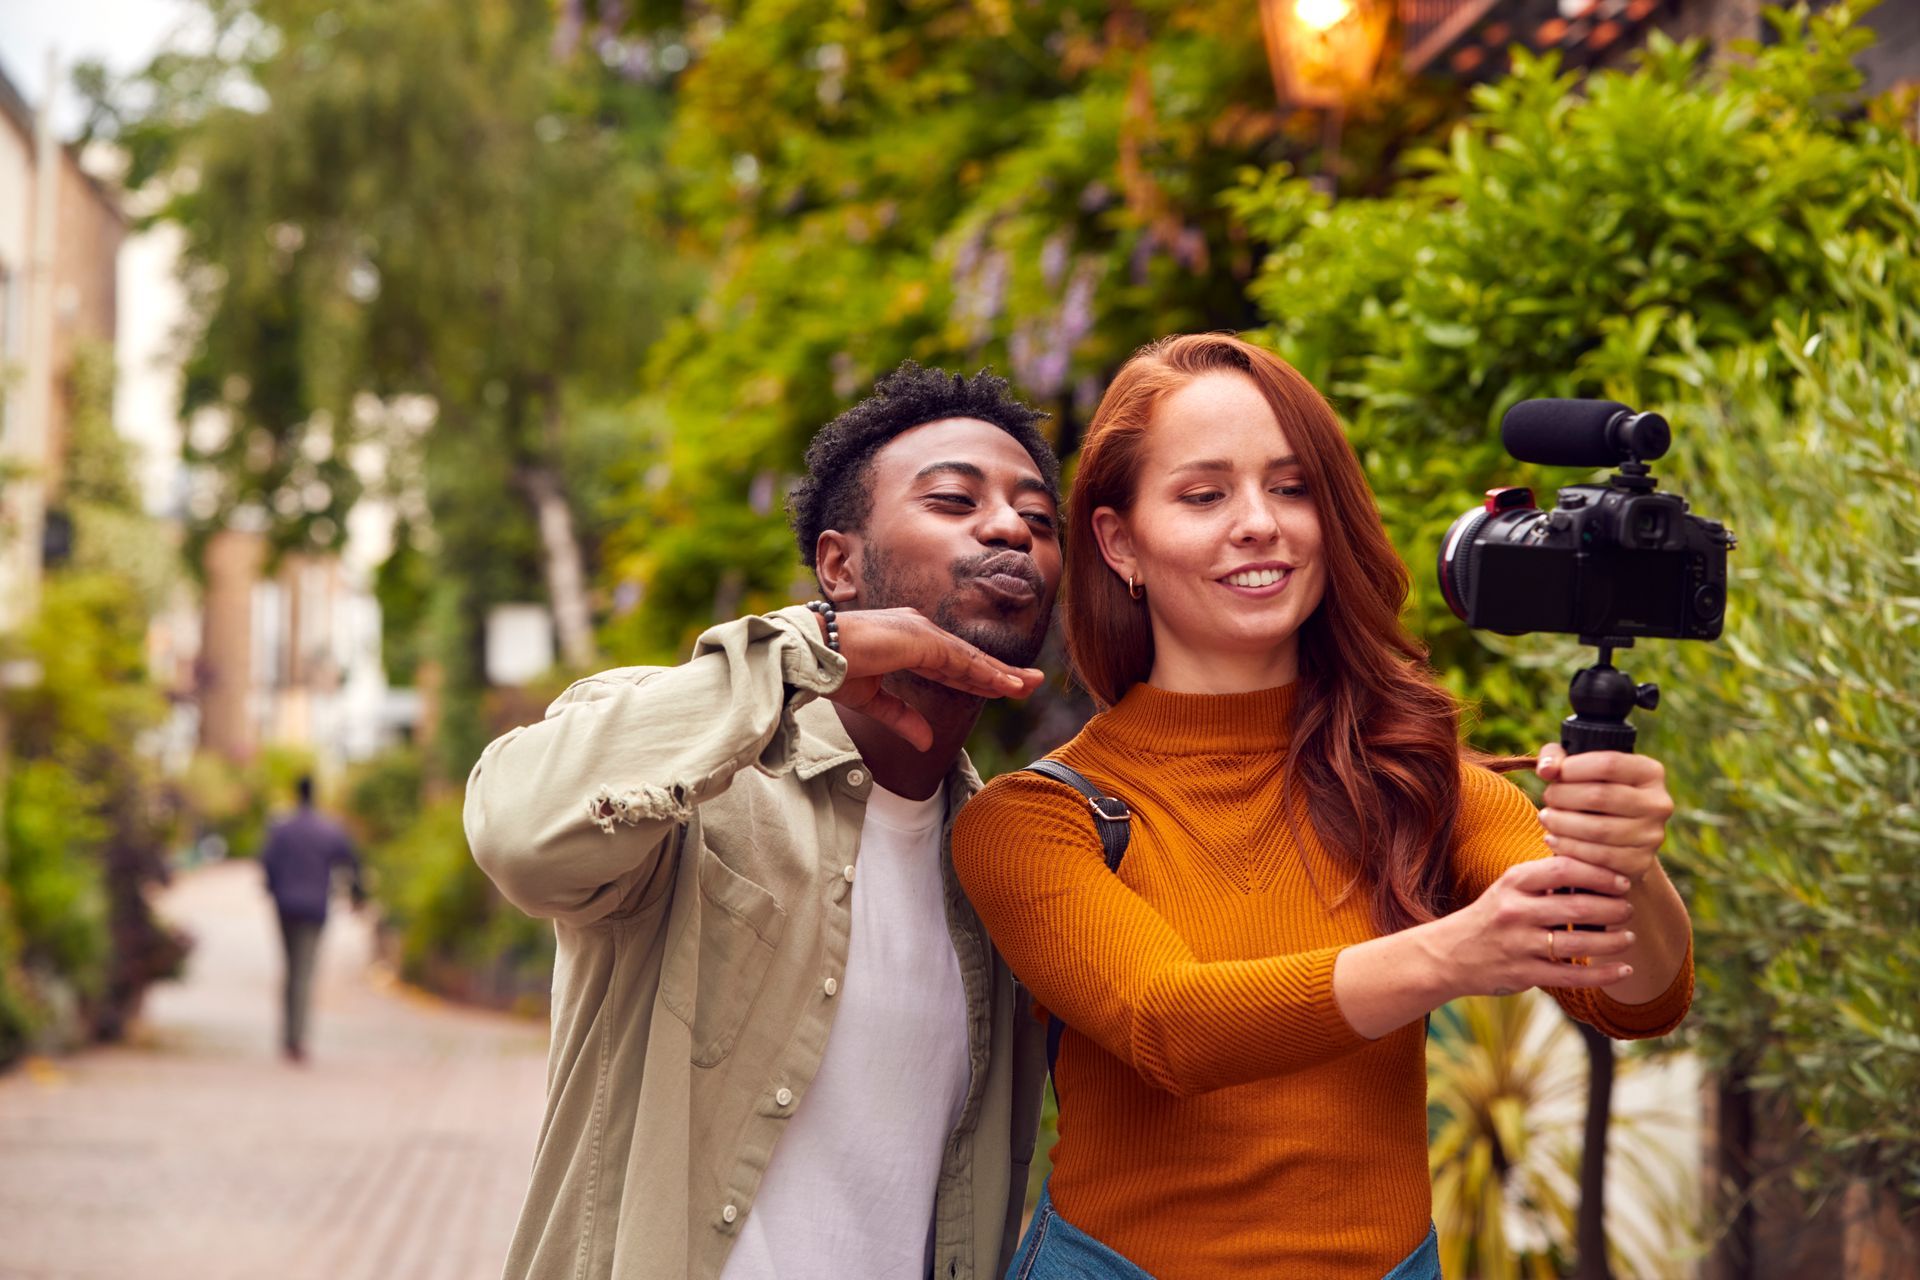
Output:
[261, 775, 364, 1062]
[466, 362, 1064, 1280]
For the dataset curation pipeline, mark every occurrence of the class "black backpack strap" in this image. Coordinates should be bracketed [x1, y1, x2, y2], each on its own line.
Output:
[1022, 759, 1130, 1096]
[1024, 760, 1130, 871]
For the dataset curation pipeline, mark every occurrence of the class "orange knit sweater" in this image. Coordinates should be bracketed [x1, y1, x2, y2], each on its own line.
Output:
[951, 680, 1693, 1279]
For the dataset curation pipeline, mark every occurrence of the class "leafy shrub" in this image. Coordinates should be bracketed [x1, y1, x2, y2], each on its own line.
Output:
[177, 746, 316, 861]
[0, 571, 180, 1062]
[0, 901, 29, 1065]
[0, 344, 186, 1067]
[342, 746, 426, 850]
[0, 763, 112, 1056]
[1659, 298, 1920, 1205]
[176, 753, 264, 860]
[341, 747, 553, 1012]
[367, 798, 553, 1014]
[1224, 1, 1915, 751]
[4, 762, 111, 1002]
[1427, 994, 1696, 1279]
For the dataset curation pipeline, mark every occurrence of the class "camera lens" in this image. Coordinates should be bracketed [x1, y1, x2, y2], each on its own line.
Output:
[1438, 501, 1549, 627]
[1437, 508, 1492, 622]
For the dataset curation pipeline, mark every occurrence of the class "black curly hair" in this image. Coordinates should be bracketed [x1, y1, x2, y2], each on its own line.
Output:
[788, 361, 1059, 569]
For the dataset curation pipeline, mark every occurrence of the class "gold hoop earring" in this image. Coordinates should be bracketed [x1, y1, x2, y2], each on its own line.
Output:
[1127, 573, 1144, 600]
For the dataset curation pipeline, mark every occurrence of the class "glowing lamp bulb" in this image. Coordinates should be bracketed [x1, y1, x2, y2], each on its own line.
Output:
[1293, 0, 1353, 31]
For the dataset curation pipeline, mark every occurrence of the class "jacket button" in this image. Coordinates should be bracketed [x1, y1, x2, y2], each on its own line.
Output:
[842, 864, 855, 882]
[847, 768, 867, 787]
[824, 977, 838, 997]
[775, 1087, 793, 1107]
[722, 1204, 738, 1224]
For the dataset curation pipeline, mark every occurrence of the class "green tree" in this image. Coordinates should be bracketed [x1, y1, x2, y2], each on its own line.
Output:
[93, 0, 692, 772]
[1660, 296, 1920, 1237]
[599, 0, 1457, 665]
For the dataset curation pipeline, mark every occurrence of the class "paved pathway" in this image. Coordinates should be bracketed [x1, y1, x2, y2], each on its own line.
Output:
[0, 861, 549, 1280]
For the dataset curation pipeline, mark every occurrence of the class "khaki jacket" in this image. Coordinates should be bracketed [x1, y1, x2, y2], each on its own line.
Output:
[465, 607, 1050, 1280]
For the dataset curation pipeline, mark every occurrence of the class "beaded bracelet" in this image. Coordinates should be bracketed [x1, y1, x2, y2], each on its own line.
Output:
[804, 599, 841, 653]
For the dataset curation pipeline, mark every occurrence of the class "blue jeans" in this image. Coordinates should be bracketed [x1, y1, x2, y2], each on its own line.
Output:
[1006, 1184, 1442, 1280]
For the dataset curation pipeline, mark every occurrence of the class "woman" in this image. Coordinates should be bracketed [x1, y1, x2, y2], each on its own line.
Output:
[951, 334, 1693, 1280]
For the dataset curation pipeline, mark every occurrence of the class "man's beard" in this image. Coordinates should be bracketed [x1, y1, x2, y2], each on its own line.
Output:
[859, 546, 1051, 671]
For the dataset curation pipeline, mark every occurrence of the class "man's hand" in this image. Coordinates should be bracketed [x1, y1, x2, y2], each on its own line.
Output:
[1535, 745, 1674, 886]
[820, 607, 1045, 751]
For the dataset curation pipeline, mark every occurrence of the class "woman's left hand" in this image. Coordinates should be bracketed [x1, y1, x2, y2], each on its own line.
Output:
[1535, 745, 1674, 887]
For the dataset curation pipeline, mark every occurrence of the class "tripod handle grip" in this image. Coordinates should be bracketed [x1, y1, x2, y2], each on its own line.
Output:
[1553, 720, 1632, 931]
[1560, 716, 1638, 756]
[1549, 652, 1653, 940]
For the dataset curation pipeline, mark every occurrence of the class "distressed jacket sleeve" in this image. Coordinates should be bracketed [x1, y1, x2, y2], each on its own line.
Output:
[464, 607, 847, 927]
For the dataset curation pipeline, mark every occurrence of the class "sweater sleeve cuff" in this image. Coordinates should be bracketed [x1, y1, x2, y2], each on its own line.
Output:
[1133, 945, 1370, 1093]
[1293, 945, 1375, 1056]
[1585, 936, 1694, 1039]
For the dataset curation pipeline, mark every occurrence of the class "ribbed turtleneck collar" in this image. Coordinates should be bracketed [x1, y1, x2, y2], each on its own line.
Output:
[1096, 679, 1300, 754]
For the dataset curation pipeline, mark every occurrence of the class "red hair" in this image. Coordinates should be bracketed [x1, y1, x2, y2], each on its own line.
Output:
[1065, 333, 1509, 933]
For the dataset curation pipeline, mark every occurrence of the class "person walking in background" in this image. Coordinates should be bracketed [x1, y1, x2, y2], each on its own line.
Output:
[261, 775, 364, 1063]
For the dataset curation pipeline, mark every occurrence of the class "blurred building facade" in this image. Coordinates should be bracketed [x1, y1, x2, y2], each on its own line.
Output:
[196, 525, 402, 766]
[112, 239, 401, 771]
[1, 53, 402, 774]
[0, 57, 124, 634]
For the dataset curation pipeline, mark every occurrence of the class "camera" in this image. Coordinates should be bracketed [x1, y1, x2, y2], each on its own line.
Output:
[1437, 399, 1736, 642]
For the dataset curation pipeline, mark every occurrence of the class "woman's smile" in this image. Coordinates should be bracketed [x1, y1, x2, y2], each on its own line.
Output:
[1217, 561, 1295, 597]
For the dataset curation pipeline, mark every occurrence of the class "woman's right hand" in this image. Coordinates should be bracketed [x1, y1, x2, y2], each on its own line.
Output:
[1439, 855, 1640, 999]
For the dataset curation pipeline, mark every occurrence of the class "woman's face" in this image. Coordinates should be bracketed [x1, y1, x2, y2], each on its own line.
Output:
[1091, 371, 1327, 693]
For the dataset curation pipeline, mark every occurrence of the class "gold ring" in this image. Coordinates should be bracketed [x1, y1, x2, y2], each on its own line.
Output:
[1546, 928, 1560, 963]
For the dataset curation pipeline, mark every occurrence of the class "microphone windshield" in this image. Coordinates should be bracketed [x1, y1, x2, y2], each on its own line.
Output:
[1501, 399, 1668, 467]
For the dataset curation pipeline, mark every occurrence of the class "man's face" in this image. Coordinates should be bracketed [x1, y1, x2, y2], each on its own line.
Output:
[845, 418, 1062, 668]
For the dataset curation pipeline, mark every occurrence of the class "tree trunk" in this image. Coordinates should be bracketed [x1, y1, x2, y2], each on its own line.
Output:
[1573, 1016, 1617, 1280]
[517, 463, 597, 671]
[1709, 1062, 1758, 1280]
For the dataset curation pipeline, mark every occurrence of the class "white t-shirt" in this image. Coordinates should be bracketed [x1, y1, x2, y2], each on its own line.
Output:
[718, 780, 971, 1280]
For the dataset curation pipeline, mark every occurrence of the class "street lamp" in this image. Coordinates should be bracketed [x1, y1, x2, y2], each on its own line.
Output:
[1259, 0, 1393, 196]
[1259, 0, 1393, 109]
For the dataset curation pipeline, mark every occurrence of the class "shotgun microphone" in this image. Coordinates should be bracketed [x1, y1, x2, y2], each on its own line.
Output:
[1500, 399, 1671, 468]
